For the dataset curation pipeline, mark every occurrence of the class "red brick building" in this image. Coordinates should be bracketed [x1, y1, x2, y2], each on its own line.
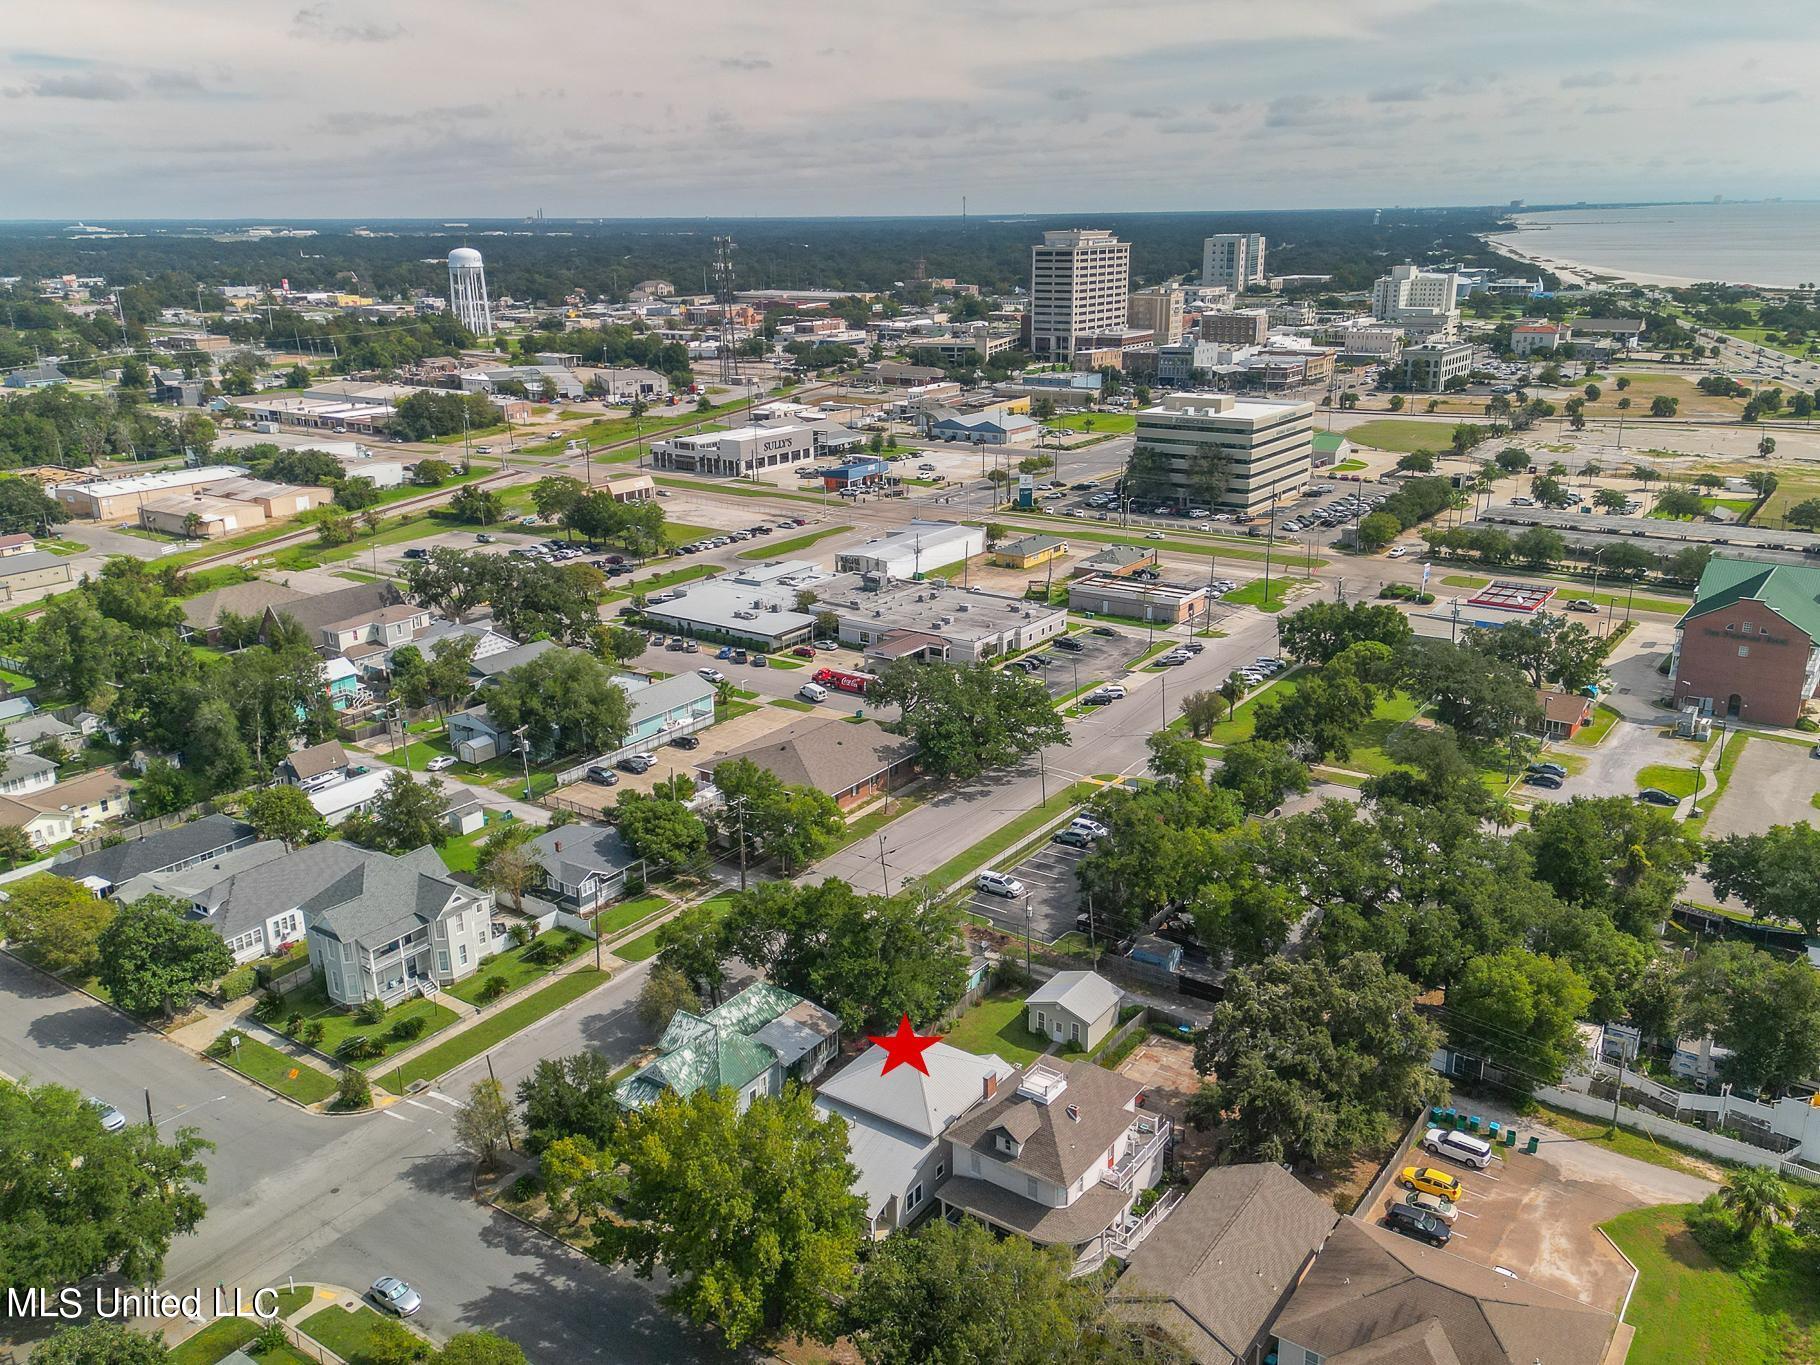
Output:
[1672, 557, 1820, 726]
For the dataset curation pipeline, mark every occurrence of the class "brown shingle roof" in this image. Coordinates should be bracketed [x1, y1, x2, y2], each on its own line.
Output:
[942, 1057, 1142, 1186]
[1108, 1164, 1338, 1365]
[1272, 1219, 1616, 1365]
[710, 716, 915, 797]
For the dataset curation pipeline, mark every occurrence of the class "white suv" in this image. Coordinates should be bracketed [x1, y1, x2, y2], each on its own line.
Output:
[1422, 1126, 1494, 1169]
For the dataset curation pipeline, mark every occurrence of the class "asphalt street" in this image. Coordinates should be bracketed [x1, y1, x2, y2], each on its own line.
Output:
[0, 951, 727, 1364]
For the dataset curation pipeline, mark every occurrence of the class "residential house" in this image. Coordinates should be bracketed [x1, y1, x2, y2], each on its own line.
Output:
[528, 822, 640, 912]
[0, 713, 77, 758]
[1025, 971, 1122, 1052]
[51, 814, 259, 894]
[279, 739, 352, 790]
[815, 1040, 1016, 1237]
[293, 843, 495, 1005]
[702, 716, 916, 810]
[1270, 1218, 1619, 1365]
[614, 981, 839, 1112]
[1535, 688, 1595, 740]
[180, 579, 310, 643]
[1107, 1164, 1337, 1365]
[0, 753, 59, 798]
[937, 1058, 1171, 1275]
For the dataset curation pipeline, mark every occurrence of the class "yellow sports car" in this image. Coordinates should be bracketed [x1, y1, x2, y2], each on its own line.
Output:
[1398, 1165, 1463, 1202]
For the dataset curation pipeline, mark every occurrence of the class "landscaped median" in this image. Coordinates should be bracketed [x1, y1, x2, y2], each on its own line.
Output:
[376, 967, 612, 1093]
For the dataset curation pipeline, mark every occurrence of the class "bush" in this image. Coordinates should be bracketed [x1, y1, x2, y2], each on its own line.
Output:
[357, 997, 388, 1025]
[219, 965, 257, 1001]
[333, 1067, 372, 1111]
[337, 1034, 385, 1061]
[298, 1019, 326, 1047]
[478, 973, 510, 1003]
[508, 1172, 543, 1203]
[388, 1015, 428, 1042]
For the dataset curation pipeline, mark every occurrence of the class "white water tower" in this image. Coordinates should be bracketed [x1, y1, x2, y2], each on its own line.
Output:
[447, 246, 493, 336]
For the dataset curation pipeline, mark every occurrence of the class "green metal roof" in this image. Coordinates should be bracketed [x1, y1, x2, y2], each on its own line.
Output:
[614, 981, 808, 1110]
[1681, 556, 1820, 642]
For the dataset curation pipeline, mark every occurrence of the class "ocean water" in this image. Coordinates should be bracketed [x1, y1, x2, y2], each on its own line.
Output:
[1489, 202, 1820, 288]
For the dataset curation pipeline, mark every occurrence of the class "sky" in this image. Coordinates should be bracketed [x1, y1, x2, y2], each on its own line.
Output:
[4, 0, 1820, 218]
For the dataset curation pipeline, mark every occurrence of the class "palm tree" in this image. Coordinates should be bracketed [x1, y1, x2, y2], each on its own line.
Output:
[1719, 1167, 1793, 1241]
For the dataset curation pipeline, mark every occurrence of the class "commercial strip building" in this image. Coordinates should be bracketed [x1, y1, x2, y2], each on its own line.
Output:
[1131, 394, 1315, 515]
[1672, 555, 1820, 725]
[649, 420, 861, 477]
[1068, 573, 1210, 625]
[1028, 229, 1132, 363]
[1201, 233, 1267, 289]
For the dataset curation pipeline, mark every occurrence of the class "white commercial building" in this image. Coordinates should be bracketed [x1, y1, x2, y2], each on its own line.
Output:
[1029, 229, 1131, 363]
[1201, 233, 1267, 289]
[1370, 264, 1461, 339]
[833, 521, 985, 580]
[1132, 394, 1315, 515]
[650, 421, 857, 478]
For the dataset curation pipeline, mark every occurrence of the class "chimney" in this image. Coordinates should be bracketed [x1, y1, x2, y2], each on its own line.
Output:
[982, 1073, 998, 1101]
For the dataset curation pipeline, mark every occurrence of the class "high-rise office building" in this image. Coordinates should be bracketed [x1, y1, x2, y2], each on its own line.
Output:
[1029, 229, 1131, 362]
[1127, 286, 1186, 345]
[1201, 234, 1267, 289]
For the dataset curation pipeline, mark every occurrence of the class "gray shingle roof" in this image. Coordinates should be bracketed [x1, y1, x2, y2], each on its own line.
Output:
[1108, 1164, 1338, 1365]
[52, 814, 256, 888]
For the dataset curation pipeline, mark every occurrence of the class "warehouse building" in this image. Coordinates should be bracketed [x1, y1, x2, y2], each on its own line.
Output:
[834, 521, 984, 580]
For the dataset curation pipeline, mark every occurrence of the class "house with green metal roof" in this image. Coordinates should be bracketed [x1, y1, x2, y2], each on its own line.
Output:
[1672, 555, 1820, 726]
[614, 981, 840, 1112]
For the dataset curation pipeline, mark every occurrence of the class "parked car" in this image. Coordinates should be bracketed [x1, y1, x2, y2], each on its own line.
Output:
[425, 755, 458, 773]
[1398, 1166, 1464, 1201]
[586, 765, 620, 786]
[976, 871, 1025, 899]
[1383, 1201, 1452, 1247]
[370, 1277, 422, 1318]
[87, 1098, 127, 1133]
[1637, 787, 1680, 807]
[669, 734, 700, 751]
[1421, 1126, 1494, 1169]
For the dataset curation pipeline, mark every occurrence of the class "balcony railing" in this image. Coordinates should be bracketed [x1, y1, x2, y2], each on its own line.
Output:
[1099, 1116, 1171, 1192]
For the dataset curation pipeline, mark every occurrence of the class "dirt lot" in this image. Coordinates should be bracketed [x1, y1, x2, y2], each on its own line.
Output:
[1372, 1116, 1712, 1314]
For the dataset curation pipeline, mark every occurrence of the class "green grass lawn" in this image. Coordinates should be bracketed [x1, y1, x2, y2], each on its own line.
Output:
[923, 780, 1105, 891]
[1223, 576, 1311, 612]
[217, 1033, 338, 1105]
[446, 928, 592, 1005]
[379, 968, 613, 1092]
[298, 1303, 409, 1364]
[1342, 419, 1455, 453]
[1636, 763, 1700, 799]
[282, 986, 459, 1069]
[738, 524, 850, 560]
[595, 892, 669, 939]
[1603, 1204, 1820, 1363]
[614, 894, 737, 963]
[1569, 703, 1623, 748]
[940, 994, 1051, 1067]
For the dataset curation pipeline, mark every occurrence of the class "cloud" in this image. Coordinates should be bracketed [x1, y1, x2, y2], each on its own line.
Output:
[1368, 84, 1428, 103]
[719, 57, 771, 70]
[292, 4, 405, 42]
[8, 72, 133, 100]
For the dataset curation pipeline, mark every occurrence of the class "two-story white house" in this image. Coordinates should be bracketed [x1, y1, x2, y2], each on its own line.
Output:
[815, 1040, 1016, 1238]
[937, 1058, 1171, 1275]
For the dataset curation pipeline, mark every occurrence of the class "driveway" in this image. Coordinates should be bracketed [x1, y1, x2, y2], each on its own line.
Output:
[1701, 735, 1820, 838]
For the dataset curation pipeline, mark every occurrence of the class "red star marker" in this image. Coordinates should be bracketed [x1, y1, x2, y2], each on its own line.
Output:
[868, 1014, 941, 1076]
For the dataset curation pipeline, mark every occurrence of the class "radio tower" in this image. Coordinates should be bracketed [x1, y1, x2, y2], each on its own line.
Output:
[713, 236, 738, 385]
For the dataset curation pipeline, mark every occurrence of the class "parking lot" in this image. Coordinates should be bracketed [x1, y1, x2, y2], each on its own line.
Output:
[968, 835, 1091, 944]
[1372, 1116, 1710, 1315]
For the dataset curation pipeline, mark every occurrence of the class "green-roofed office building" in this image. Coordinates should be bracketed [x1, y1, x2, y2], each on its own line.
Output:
[1672, 555, 1820, 725]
